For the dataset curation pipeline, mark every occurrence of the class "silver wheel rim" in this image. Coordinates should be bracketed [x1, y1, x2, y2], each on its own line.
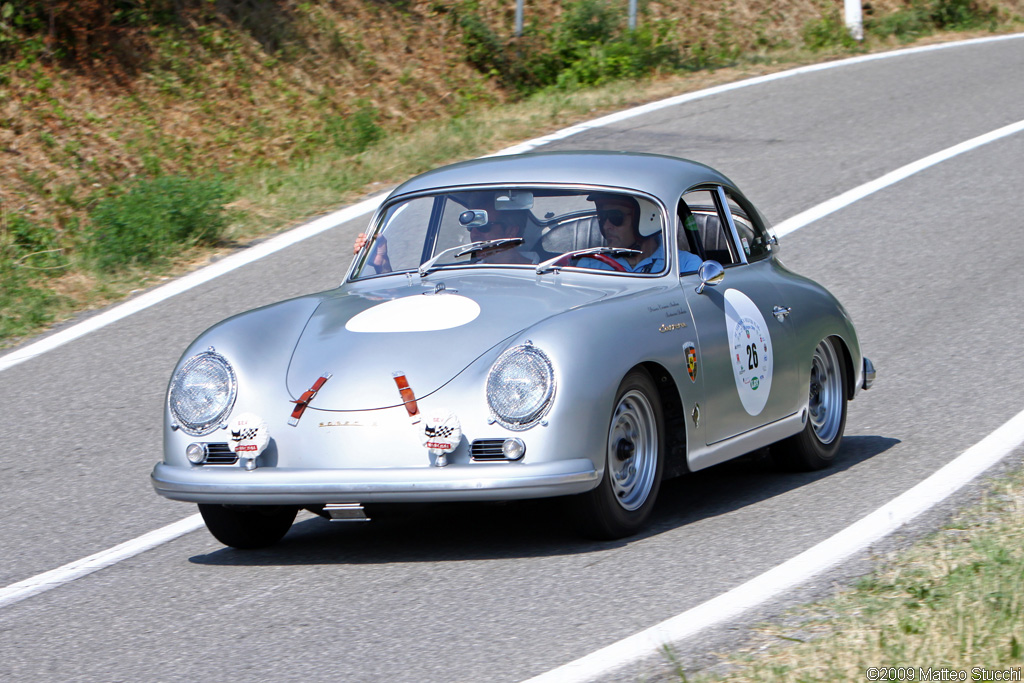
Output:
[808, 340, 842, 445]
[607, 389, 658, 511]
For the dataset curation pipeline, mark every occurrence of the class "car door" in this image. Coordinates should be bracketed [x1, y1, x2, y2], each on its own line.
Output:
[679, 186, 797, 445]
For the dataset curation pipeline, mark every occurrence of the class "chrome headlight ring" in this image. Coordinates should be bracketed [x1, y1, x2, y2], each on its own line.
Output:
[168, 349, 237, 436]
[486, 344, 555, 431]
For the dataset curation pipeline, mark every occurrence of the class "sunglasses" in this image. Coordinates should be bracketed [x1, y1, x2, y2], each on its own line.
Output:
[597, 209, 628, 227]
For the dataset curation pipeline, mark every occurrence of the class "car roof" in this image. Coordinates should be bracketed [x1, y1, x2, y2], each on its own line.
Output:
[389, 151, 737, 205]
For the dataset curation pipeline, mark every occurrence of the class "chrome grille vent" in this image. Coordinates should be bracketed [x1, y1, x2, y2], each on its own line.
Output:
[204, 443, 237, 465]
[470, 439, 507, 461]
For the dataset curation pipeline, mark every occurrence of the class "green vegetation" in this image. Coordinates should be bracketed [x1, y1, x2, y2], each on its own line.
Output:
[866, 0, 1001, 42]
[455, 0, 686, 92]
[86, 175, 233, 270]
[0, 211, 69, 341]
[675, 468, 1024, 682]
[1, 0, 1022, 349]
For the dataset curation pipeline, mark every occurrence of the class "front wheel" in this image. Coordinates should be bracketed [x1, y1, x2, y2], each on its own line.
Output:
[198, 504, 298, 549]
[572, 369, 664, 539]
[772, 338, 848, 471]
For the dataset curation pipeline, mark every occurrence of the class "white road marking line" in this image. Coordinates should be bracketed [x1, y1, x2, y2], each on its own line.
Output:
[773, 118, 1024, 237]
[0, 514, 203, 610]
[2, 32, 1022, 614]
[1, 32, 1020, 375]
[524, 409, 1024, 683]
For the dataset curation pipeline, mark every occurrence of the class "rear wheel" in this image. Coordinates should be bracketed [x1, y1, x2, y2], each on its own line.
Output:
[772, 338, 847, 471]
[198, 504, 297, 549]
[572, 369, 664, 539]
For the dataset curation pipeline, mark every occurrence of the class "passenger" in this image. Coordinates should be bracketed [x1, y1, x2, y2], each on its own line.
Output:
[353, 231, 392, 274]
[468, 210, 533, 265]
[353, 207, 532, 274]
[588, 193, 703, 273]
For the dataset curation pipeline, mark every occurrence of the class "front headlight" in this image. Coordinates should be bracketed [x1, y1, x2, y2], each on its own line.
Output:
[486, 344, 555, 431]
[168, 350, 237, 436]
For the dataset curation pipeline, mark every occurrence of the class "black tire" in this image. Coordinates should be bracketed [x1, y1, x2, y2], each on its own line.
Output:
[772, 338, 848, 471]
[572, 369, 664, 539]
[198, 504, 297, 549]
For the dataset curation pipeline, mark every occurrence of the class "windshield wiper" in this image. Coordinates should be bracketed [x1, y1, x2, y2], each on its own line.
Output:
[535, 247, 641, 274]
[418, 238, 524, 277]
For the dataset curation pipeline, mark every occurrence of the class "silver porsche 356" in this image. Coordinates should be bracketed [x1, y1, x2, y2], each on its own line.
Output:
[152, 151, 875, 549]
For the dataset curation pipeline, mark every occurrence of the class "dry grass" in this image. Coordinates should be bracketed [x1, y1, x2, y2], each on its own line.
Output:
[679, 468, 1024, 682]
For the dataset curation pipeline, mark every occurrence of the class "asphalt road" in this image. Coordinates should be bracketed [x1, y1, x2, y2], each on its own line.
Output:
[2, 36, 1023, 682]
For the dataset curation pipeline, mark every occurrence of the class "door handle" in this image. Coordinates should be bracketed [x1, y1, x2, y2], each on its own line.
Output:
[772, 305, 791, 322]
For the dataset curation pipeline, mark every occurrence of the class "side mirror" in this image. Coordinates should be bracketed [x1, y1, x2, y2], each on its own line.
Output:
[695, 260, 724, 294]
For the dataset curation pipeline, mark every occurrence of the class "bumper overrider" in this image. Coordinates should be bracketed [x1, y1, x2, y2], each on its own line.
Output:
[150, 459, 599, 505]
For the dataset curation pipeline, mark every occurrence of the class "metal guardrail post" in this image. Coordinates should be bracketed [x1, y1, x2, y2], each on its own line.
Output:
[515, 0, 524, 37]
[628, 0, 637, 30]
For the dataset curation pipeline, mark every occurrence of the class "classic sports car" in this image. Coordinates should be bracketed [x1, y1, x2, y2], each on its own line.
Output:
[152, 151, 875, 549]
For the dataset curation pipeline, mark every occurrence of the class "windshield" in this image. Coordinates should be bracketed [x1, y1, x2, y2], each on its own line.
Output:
[351, 187, 669, 279]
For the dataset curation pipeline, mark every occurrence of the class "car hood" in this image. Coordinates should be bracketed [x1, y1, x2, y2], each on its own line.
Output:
[286, 273, 610, 411]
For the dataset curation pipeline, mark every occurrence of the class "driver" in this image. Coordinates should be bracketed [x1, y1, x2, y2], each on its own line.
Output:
[589, 193, 702, 273]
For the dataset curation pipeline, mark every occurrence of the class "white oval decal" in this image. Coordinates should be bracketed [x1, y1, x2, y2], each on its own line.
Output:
[724, 289, 773, 416]
[345, 294, 481, 333]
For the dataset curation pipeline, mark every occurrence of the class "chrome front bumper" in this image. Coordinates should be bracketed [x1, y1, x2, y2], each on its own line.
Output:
[151, 458, 600, 505]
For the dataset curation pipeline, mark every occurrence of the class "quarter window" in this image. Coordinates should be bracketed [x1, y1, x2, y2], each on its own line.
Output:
[679, 189, 739, 266]
[723, 190, 771, 262]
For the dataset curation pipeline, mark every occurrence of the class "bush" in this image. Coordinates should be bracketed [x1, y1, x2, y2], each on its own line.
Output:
[4, 213, 67, 270]
[0, 213, 67, 341]
[457, 7, 508, 78]
[803, 12, 860, 50]
[867, 4, 934, 41]
[930, 0, 996, 29]
[556, 0, 624, 47]
[555, 25, 679, 88]
[866, 0, 997, 41]
[455, 0, 680, 94]
[87, 175, 233, 270]
[0, 264, 64, 341]
[325, 101, 384, 154]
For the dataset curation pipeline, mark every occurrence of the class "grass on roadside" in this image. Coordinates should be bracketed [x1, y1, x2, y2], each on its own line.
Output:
[670, 463, 1024, 682]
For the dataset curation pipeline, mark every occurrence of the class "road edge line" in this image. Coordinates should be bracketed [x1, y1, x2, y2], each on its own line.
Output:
[0, 514, 204, 610]
[523, 410, 1024, 683]
[773, 118, 1024, 236]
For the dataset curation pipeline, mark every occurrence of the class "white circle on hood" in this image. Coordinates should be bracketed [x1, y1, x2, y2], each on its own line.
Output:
[345, 294, 481, 333]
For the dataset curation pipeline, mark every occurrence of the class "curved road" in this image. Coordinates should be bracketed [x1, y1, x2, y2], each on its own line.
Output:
[1, 35, 1023, 682]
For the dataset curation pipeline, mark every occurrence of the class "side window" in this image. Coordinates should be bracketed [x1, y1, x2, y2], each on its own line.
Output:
[680, 189, 740, 266]
[723, 190, 771, 262]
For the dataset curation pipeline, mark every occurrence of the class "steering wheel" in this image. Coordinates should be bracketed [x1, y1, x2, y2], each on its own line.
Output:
[551, 253, 627, 272]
